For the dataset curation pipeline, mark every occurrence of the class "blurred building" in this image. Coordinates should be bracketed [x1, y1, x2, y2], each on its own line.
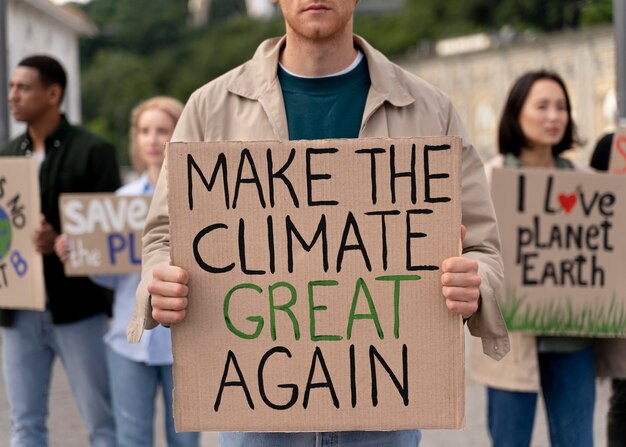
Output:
[245, 0, 275, 19]
[5, 0, 95, 139]
[188, 0, 275, 24]
[188, 0, 210, 25]
[400, 25, 616, 164]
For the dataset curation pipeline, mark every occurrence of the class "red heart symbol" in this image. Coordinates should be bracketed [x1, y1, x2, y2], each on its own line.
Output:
[558, 193, 577, 213]
[613, 135, 626, 174]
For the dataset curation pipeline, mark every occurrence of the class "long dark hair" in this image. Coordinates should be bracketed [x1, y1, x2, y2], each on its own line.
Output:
[498, 70, 581, 157]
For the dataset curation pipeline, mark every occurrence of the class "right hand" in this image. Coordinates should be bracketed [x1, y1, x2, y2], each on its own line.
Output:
[149, 265, 190, 325]
[33, 215, 59, 255]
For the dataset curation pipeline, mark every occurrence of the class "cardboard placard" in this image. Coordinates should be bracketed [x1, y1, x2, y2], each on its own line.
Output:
[608, 126, 626, 175]
[0, 157, 44, 310]
[492, 167, 626, 336]
[167, 137, 464, 432]
[59, 194, 151, 276]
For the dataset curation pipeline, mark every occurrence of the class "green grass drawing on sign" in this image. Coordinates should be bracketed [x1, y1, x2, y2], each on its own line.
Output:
[500, 286, 626, 336]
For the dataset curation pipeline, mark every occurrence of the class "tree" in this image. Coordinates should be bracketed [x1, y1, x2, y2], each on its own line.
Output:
[82, 51, 159, 163]
[79, 0, 189, 63]
[580, 0, 613, 25]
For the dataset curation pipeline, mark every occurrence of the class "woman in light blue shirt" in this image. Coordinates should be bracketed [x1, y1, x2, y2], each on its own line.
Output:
[57, 96, 199, 447]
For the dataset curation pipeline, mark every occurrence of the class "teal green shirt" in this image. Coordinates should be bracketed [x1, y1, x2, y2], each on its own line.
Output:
[278, 56, 370, 140]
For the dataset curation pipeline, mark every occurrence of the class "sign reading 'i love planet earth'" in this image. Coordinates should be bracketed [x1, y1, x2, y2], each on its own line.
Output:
[0, 158, 45, 310]
[491, 167, 626, 337]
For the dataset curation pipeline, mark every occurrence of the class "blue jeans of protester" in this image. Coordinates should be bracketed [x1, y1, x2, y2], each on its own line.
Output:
[2, 310, 115, 447]
[220, 430, 421, 446]
[107, 348, 200, 447]
[487, 346, 595, 447]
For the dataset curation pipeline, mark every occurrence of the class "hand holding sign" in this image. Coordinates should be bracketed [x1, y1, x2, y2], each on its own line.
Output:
[441, 225, 480, 318]
[151, 226, 481, 325]
[149, 264, 189, 325]
[54, 234, 70, 263]
[160, 137, 466, 431]
[32, 214, 58, 255]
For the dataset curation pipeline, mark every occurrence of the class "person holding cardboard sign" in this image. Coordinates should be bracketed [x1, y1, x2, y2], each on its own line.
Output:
[56, 97, 200, 447]
[128, 0, 510, 444]
[1, 55, 120, 446]
[470, 70, 595, 447]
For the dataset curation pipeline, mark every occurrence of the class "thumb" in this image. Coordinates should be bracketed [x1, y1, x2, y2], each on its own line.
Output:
[460, 224, 467, 243]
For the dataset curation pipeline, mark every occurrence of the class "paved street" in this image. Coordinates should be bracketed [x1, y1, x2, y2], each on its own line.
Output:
[0, 334, 609, 447]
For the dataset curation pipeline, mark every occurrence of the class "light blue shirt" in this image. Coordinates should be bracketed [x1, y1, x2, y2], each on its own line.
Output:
[91, 173, 173, 365]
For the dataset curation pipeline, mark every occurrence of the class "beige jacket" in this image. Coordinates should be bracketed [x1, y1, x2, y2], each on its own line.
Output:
[127, 36, 510, 362]
[469, 155, 541, 391]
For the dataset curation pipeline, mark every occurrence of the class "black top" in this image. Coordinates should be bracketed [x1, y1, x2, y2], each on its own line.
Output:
[0, 116, 121, 326]
[590, 133, 613, 172]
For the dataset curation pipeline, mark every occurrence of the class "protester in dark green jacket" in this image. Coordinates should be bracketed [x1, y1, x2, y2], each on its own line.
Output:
[1, 55, 119, 446]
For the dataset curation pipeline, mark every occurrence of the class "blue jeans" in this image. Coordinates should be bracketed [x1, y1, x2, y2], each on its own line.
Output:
[487, 347, 595, 447]
[2, 310, 115, 447]
[107, 348, 200, 447]
[220, 430, 421, 446]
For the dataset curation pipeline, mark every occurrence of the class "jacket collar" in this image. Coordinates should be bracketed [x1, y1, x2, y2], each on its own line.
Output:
[18, 114, 71, 154]
[226, 35, 415, 109]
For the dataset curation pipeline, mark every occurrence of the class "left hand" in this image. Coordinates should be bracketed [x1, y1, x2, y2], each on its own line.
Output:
[32, 214, 59, 255]
[441, 225, 480, 319]
[54, 234, 70, 263]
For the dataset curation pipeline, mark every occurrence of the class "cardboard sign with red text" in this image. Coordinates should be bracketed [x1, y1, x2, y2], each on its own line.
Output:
[167, 137, 464, 432]
[0, 157, 44, 310]
[59, 194, 151, 276]
[608, 126, 626, 175]
[492, 167, 626, 336]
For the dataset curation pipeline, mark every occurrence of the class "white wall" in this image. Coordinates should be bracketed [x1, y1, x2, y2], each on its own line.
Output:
[245, 0, 275, 19]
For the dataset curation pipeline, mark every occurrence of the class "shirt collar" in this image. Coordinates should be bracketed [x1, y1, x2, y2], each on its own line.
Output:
[227, 35, 415, 108]
[140, 172, 154, 194]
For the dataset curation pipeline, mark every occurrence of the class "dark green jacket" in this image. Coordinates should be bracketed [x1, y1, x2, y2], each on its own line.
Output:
[0, 116, 121, 326]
